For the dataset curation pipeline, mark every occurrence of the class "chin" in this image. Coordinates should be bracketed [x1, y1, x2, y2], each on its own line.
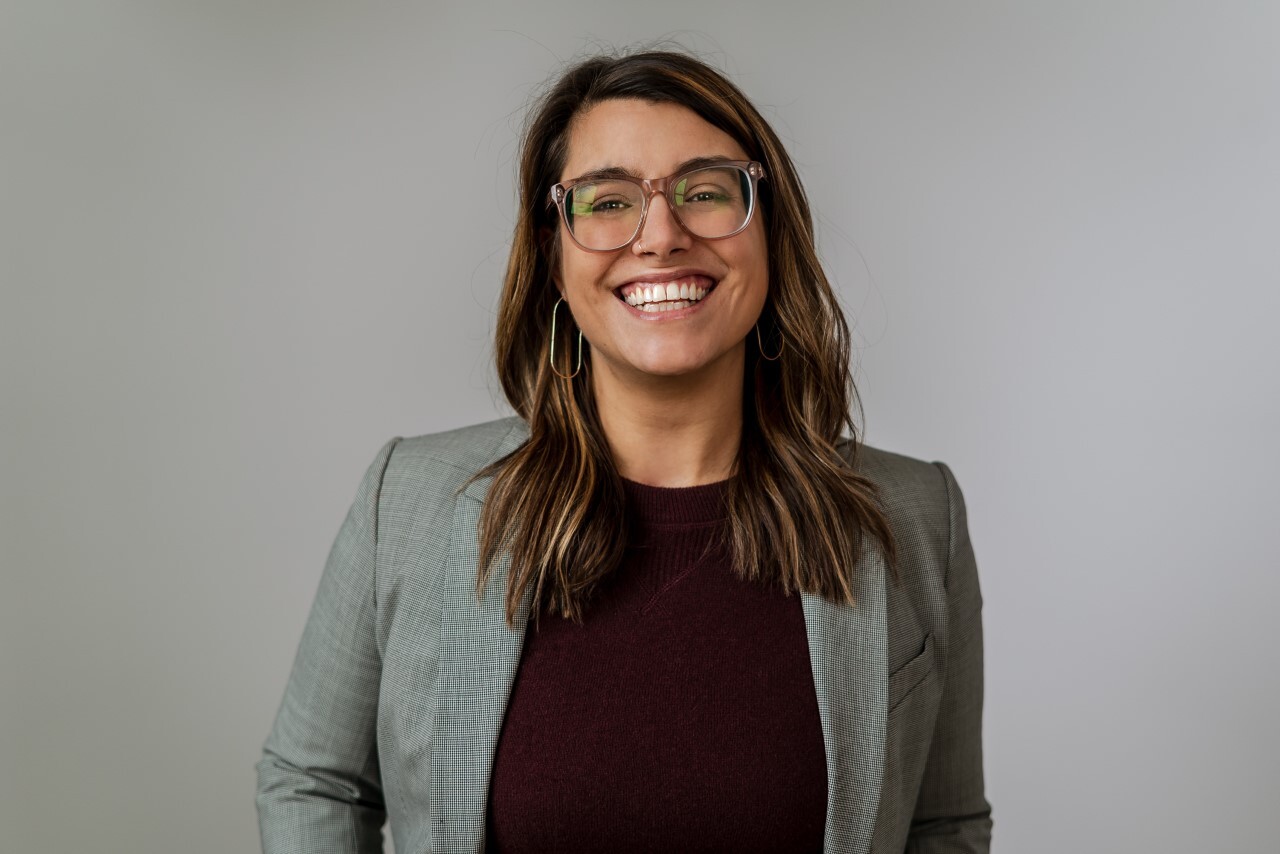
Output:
[613, 338, 740, 379]
[645, 348, 737, 378]
[646, 363, 706, 378]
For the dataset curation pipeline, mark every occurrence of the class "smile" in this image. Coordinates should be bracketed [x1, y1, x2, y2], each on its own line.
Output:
[614, 275, 717, 314]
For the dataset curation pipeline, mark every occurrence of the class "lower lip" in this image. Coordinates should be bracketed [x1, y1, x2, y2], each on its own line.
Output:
[616, 285, 717, 320]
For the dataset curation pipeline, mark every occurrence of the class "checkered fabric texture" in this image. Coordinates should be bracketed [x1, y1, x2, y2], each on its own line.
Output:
[255, 417, 991, 853]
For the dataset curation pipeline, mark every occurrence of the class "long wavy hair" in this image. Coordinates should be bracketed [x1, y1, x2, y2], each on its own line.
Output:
[469, 49, 898, 627]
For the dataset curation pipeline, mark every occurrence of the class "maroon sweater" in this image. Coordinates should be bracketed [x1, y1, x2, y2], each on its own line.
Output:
[485, 476, 827, 852]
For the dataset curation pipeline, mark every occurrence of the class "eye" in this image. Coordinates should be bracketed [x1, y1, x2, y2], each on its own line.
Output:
[591, 197, 632, 213]
[687, 189, 731, 204]
[681, 184, 736, 206]
[568, 179, 642, 218]
[674, 166, 747, 209]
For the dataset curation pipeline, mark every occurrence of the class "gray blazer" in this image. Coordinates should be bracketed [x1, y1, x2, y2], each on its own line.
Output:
[255, 417, 992, 853]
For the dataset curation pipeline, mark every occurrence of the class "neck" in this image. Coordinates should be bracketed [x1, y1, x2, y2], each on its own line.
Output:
[590, 345, 745, 487]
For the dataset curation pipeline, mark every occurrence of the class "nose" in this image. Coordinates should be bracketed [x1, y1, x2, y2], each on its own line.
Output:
[631, 192, 692, 258]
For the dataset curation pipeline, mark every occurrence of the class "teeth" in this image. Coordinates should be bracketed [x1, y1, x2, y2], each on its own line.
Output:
[640, 300, 692, 313]
[620, 281, 713, 310]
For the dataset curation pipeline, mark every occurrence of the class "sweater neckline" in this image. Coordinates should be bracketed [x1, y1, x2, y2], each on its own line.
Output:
[620, 475, 732, 526]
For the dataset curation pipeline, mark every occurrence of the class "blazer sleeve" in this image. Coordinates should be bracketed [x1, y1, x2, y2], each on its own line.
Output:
[906, 462, 994, 853]
[255, 437, 402, 854]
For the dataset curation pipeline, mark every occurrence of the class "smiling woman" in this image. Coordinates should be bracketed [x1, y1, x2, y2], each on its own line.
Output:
[256, 49, 992, 854]
[551, 100, 769, 383]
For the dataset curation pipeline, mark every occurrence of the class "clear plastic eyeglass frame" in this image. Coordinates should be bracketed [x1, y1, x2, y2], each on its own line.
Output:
[549, 159, 767, 252]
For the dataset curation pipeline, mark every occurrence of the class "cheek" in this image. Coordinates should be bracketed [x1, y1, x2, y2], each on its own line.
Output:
[556, 250, 589, 297]
[560, 262, 591, 296]
[731, 227, 770, 300]
[558, 252, 617, 323]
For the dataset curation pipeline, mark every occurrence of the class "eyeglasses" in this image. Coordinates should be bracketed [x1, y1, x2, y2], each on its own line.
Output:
[549, 160, 766, 252]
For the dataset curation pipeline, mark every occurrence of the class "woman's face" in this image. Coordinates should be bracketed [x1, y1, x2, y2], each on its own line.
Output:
[553, 99, 768, 384]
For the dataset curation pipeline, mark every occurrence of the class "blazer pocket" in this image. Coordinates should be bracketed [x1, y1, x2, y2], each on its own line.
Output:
[887, 632, 936, 716]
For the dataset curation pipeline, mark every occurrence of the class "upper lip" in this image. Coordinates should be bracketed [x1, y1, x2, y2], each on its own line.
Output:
[611, 267, 719, 291]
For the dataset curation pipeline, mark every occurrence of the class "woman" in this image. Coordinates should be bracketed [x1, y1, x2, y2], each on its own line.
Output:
[256, 50, 992, 853]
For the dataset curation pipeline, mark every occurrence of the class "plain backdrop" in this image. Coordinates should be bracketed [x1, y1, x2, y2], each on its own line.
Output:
[3, 2, 1278, 852]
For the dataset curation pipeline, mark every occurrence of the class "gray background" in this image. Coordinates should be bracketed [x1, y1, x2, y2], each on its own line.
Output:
[3, 2, 1277, 852]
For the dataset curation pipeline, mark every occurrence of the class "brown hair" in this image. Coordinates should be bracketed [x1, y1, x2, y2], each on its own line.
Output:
[469, 49, 898, 627]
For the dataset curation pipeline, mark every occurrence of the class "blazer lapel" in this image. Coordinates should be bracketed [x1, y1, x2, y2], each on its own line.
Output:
[429, 438, 534, 852]
[801, 543, 888, 854]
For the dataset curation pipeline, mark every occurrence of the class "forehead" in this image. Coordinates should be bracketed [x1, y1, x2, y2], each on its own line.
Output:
[561, 99, 750, 181]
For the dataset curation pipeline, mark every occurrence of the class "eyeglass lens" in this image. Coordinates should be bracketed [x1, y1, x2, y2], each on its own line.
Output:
[565, 166, 752, 250]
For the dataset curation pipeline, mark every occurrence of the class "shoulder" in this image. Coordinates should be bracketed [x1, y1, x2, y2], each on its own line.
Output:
[841, 438, 952, 508]
[838, 437, 956, 560]
[346, 417, 529, 563]
[389, 416, 529, 479]
[374, 416, 529, 513]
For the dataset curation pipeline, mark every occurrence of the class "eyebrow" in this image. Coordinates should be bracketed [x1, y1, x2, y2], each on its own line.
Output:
[568, 155, 737, 183]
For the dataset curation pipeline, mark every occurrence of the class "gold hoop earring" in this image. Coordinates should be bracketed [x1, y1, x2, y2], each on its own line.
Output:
[755, 320, 783, 361]
[549, 297, 583, 379]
